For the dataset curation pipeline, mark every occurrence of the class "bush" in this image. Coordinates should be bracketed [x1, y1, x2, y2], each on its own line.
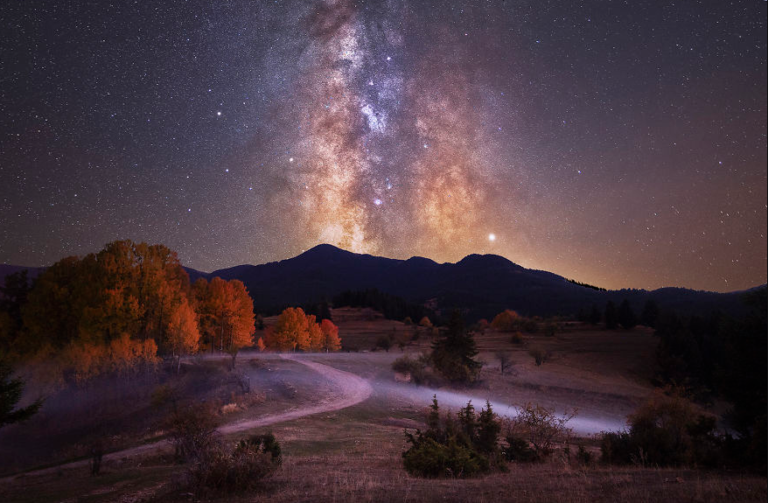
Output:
[403, 436, 488, 478]
[600, 388, 723, 467]
[505, 402, 574, 460]
[528, 348, 551, 366]
[510, 332, 524, 344]
[392, 355, 429, 384]
[600, 431, 634, 465]
[502, 435, 537, 462]
[375, 335, 393, 352]
[403, 396, 503, 478]
[576, 444, 593, 465]
[167, 404, 219, 463]
[187, 433, 281, 494]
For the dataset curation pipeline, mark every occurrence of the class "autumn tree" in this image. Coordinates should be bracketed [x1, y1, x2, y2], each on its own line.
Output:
[320, 319, 342, 352]
[267, 307, 309, 351]
[304, 314, 324, 351]
[491, 309, 520, 332]
[167, 298, 201, 373]
[222, 280, 255, 369]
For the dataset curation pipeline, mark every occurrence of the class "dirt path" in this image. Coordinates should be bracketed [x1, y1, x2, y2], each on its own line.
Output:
[3, 355, 372, 481]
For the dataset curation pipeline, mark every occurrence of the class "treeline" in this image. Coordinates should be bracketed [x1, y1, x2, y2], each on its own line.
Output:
[332, 288, 433, 323]
[0, 240, 255, 384]
[567, 279, 606, 291]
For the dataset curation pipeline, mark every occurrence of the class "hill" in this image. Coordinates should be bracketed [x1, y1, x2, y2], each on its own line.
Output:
[2, 245, 761, 320]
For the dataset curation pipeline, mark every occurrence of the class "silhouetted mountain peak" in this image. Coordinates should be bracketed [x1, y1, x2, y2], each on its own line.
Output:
[298, 244, 358, 261]
[457, 253, 522, 270]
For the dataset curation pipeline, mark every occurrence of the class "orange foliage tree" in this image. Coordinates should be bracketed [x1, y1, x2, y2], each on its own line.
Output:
[320, 319, 342, 352]
[193, 277, 255, 368]
[267, 307, 309, 351]
[265, 308, 342, 353]
[167, 298, 201, 373]
[491, 309, 520, 332]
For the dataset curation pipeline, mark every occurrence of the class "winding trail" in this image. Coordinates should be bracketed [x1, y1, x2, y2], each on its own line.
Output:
[3, 355, 372, 481]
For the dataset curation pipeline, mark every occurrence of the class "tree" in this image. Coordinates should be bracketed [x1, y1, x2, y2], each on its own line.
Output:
[640, 299, 659, 328]
[419, 316, 432, 328]
[491, 309, 520, 332]
[167, 298, 201, 373]
[1, 359, 43, 429]
[495, 351, 512, 376]
[589, 304, 601, 325]
[267, 307, 309, 351]
[320, 319, 341, 352]
[304, 314, 323, 351]
[224, 280, 255, 369]
[618, 299, 637, 329]
[604, 301, 618, 329]
[431, 310, 482, 383]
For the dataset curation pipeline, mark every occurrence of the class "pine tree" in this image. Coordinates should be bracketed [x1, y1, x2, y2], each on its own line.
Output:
[604, 301, 618, 329]
[618, 299, 637, 329]
[431, 310, 482, 383]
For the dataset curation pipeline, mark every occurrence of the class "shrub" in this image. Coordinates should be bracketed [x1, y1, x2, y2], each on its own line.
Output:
[187, 433, 281, 494]
[403, 396, 502, 478]
[600, 387, 722, 467]
[375, 335, 393, 352]
[502, 435, 537, 462]
[510, 331, 524, 344]
[392, 355, 429, 384]
[505, 402, 574, 460]
[167, 404, 219, 463]
[576, 444, 593, 465]
[600, 431, 634, 465]
[528, 348, 551, 366]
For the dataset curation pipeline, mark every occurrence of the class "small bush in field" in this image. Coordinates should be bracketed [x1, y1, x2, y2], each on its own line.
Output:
[576, 444, 593, 465]
[187, 433, 281, 494]
[504, 402, 574, 461]
[528, 348, 551, 366]
[167, 404, 218, 463]
[600, 387, 722, 467]
[502, 435, 537, 462]
[403, 396, 503, 478]
[392, 355, 430, 384]
[510, 331, 524, 344]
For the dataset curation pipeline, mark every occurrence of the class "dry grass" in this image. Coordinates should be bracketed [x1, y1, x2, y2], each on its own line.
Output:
[1, 313, 764, 502]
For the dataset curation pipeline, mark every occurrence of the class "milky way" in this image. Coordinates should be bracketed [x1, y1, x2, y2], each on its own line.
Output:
[0, 0, 765, 292]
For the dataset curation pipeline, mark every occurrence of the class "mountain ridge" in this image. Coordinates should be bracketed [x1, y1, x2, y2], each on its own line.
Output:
[2, 244, 763, 320]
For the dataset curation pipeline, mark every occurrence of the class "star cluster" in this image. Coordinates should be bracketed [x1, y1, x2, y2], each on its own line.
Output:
[0, 0, 765, 292]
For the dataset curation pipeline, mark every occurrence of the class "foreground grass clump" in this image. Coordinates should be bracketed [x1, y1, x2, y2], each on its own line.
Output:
[403, 396, 501, 478]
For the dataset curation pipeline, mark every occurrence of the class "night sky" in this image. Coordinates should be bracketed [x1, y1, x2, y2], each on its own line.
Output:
[1, 0, 765, 292]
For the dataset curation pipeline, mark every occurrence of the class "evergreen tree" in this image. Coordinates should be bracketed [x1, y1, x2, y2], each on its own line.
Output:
[0, 360, 43, 429]
[640, 299, 660, 328]
[431, 310, 482, 383]
[604, 301, 618, 329]
[589, 304, 602, 325]
[618, 299, 637, 329]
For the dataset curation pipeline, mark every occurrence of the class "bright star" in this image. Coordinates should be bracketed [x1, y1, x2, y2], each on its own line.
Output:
[488, 233, 496, 242]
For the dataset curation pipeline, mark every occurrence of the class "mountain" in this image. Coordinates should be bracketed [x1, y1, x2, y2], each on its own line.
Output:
[197, 244, 755, 320]
[2, 245, 760, 320]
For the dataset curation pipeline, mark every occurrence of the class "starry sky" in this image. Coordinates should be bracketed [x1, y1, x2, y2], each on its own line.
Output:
[1, 0, 766, 292]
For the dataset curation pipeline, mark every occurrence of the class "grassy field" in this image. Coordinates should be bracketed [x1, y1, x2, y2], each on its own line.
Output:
[0, 310, 764, 502]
